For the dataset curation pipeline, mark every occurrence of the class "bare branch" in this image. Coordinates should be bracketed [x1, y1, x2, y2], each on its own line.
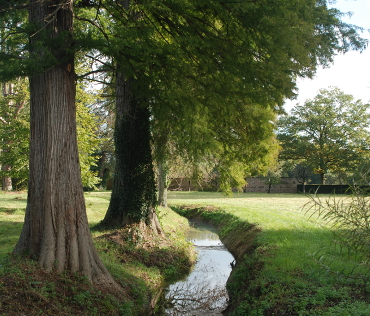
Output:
[73, 15, 110, 42]
[0, 52, 27, 60]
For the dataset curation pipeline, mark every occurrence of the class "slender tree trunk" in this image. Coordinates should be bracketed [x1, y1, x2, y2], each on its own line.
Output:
[1, 82, 13, 190]
[101, 70, 162, 234]
[1, 164, 12, 190]
[153, 123, 170, 207]
[13, 0, 117, 287]
[267, 182, 272, 193]
[98, 151, 107, 179]
[157, 160, 168, 207]
[320, 172, 325, 185]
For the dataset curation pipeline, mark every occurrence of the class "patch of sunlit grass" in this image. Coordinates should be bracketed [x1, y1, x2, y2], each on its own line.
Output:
[0, 191, 27, 257]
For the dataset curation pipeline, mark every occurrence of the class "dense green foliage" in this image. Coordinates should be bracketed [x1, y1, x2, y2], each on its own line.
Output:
[75, 84, 103, 189]
[73, 0, 368, 193]
[0, 79, 29, 189]
[1, 0, 367, 194]
[277, 87, 370, 184]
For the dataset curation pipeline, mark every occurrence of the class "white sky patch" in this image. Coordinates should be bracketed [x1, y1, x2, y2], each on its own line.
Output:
[283, 0, 370, 112]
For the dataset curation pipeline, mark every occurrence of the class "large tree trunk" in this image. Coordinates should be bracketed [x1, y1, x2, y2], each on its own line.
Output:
[101, 71, 162, 234]
[13, 0, 117, 286]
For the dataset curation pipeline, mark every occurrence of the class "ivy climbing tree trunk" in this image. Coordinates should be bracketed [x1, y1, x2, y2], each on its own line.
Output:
[101, 70, 162, 234]
[13, 0, 117, 287]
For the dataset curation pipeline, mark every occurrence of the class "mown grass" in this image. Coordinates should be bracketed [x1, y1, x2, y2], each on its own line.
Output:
[0, 192, 27, 257]
[168, 191, 370, 315]
[0, 190, 194, 316]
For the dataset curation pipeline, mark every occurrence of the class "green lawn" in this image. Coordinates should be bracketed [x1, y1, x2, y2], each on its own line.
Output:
[0, 191, 27, 257]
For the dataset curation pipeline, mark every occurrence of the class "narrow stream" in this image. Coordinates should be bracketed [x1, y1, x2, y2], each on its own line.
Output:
[164, 220, 235, 315]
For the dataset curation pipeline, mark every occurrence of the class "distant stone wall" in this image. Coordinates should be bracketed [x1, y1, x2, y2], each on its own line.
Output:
[168, 177, 217, 191]
[168, 178, 195, 191]
[168, 177, 298, 193]
[244, 177, 297, 193]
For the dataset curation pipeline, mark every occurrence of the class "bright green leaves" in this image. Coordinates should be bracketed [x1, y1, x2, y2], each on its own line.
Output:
[0, 5, 29, 81]
[75, 84, 102, 189]
[0, 79, 30, 189]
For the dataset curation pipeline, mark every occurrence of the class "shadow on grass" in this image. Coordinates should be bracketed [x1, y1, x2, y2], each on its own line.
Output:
[0, 255, 141, 316]
[0, 207, 25, 215]
[93, 226, 193, 280]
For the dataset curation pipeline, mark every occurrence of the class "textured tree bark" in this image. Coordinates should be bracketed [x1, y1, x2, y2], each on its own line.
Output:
[13, 0, 117, 287]
[101, 70, 162, 234]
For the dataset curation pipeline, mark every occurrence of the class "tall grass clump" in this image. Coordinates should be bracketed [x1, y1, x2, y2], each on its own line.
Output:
[306, 187, 370, 288]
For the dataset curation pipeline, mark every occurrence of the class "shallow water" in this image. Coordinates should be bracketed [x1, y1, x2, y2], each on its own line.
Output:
[164, 221, 234, 315]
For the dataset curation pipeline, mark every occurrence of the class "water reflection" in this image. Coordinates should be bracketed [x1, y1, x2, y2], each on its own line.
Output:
[165, 221, 234, 315]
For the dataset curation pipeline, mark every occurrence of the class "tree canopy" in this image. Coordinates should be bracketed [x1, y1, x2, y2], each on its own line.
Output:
[1, 1, 367, 185]
[75, 0, 367, 191]
[277, 87, 370, 184]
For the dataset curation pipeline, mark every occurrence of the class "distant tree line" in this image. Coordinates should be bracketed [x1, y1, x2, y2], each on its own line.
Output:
[277, 87, 370, 186]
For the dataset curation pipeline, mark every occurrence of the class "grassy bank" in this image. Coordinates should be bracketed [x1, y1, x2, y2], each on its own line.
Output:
[0, 191, 194, 316]
[168, 191, 370, 315]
